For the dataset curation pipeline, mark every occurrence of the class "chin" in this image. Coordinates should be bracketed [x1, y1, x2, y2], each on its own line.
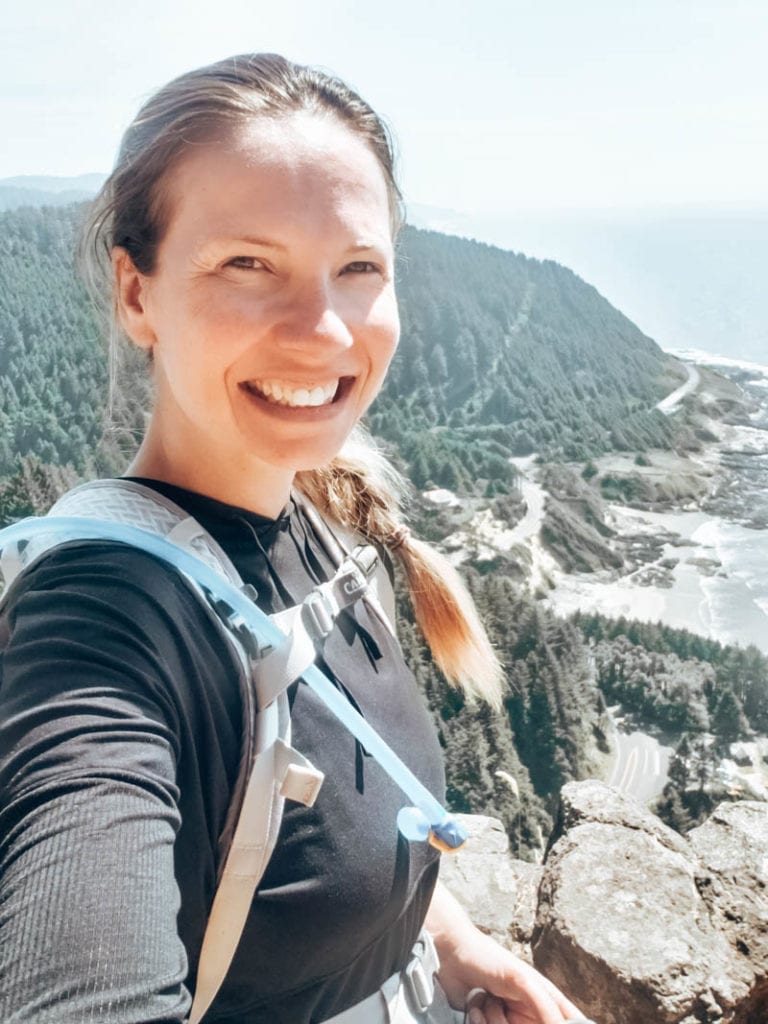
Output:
[267, 440, 350, 475]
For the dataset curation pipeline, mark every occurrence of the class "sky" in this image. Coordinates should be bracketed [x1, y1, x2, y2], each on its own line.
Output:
[2, 0, 767, 215]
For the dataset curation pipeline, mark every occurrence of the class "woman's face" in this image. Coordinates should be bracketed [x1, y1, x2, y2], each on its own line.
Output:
[118, 111, 399, 506]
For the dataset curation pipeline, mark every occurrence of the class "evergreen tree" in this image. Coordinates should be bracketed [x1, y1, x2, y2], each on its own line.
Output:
[712, 687, 749, 745]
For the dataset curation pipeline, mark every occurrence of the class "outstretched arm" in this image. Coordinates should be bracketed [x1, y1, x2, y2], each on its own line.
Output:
[426, 882, 587, 1024]
[0, 547, 208, 1024]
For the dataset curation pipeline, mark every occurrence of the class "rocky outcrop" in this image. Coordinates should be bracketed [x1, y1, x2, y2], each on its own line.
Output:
[442, 783, 768, 1024]
[438, 814, 542, 962]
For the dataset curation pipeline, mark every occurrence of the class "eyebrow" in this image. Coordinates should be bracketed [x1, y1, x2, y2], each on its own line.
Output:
[212, 235, 288, 251]
[206, 236, 388, 254]
[346, 242, 388, 254]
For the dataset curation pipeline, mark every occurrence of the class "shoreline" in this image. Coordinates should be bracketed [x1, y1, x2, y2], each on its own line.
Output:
[546, 354, 768, 653]
[432, 353, 768, 655]
[545, 488, 768, 655]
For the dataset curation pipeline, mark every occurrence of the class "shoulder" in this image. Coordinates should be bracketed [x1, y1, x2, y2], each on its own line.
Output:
[1, 539, 241, 732]
[6, 537, 211, 618]
[4, 540, 210, 647]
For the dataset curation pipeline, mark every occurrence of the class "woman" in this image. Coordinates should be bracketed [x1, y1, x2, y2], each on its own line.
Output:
[0, 55, 586, 1024]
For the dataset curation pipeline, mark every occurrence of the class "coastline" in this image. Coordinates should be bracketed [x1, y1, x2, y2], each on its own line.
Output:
[431, 352, 768, 655]
[545, 355, 768, 653]
[545, 506, 768, 655]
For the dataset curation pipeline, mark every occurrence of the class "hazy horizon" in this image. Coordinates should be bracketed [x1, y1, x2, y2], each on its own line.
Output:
[2, 0, 766, 216]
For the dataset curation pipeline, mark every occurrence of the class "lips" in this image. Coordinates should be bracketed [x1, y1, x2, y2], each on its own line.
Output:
[240, 376, 356, 409]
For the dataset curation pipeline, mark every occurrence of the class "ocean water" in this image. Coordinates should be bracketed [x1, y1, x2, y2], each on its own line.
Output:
[693, 519, 768, 654]
[686, 355, 768, 653]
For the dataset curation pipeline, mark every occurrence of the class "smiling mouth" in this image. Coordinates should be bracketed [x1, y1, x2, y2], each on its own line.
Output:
[240, 377, 354, 408]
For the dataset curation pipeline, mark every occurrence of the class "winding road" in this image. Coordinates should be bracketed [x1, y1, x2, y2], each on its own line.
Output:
[506, 475, 546, 546]
[607, 724, 673, 804]
[656, 362, 700, 415]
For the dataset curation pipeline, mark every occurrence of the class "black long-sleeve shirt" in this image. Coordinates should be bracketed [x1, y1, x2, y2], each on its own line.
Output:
[0, 482, 445, 1023]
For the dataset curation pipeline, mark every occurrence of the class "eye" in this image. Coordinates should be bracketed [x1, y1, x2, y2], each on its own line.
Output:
[342, 260, 382, 275]
[225, 255, 267, 271]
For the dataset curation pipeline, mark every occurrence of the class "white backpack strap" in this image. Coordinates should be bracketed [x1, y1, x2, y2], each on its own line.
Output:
[188, 722, 323, 1024]
[50, 479, 245, 586]
[257, 545, 377, 708]
[296, 496, 397, 636]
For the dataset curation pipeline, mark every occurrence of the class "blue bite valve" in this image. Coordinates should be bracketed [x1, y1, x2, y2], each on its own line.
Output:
[397, 806, 467, 852]
[397, 806, 431, 842]
[428, 817, 467, 853]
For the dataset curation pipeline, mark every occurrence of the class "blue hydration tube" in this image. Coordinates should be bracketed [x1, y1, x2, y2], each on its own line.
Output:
[0, 516, 467, 852]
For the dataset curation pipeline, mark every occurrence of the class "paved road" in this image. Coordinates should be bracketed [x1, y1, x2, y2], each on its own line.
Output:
[656, 362, 700, 415]
[506, 476, 546, 546]
[607, 728, 673, 804]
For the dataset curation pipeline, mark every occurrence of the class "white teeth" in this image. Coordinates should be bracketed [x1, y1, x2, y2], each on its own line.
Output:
[248, 379, 340, 407]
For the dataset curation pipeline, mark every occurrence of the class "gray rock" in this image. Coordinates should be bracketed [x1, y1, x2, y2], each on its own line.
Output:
[548, 778, 689, 857]
[530, 782, 768, 1024]
[689, 802, 768, 1024]
[439, 814, 541, 961]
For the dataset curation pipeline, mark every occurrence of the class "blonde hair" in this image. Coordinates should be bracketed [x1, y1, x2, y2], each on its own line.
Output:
[79, 53, 503, 707]
[298, 429, 503, 705]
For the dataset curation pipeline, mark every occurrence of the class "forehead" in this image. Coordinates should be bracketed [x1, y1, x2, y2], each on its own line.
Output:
[162, 112, 392, 242]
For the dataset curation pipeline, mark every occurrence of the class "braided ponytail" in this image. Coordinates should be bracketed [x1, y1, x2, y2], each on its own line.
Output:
[297, 427, 504, 708]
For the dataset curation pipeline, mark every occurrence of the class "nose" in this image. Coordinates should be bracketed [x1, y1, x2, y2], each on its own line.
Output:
[271, 280, 354, 354]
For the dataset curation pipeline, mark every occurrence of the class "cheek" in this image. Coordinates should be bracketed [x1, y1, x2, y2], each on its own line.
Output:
[181, 271, 260, 328]
[365, 292, 400, 365]
[176, 294, 263, 377]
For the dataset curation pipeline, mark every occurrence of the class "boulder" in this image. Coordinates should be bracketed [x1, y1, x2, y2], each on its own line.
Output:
[531, 781, 768, 1024]
[439, 814, 541, 962]
[688, 803, 768, 1024]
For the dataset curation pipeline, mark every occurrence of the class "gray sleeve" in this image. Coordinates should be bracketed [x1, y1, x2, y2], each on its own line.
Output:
[0, 555, 194, 1023]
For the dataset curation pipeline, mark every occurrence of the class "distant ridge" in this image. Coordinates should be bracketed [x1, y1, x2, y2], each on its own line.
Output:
[0, 174, 105, 212]
[0, 173, 106, 193]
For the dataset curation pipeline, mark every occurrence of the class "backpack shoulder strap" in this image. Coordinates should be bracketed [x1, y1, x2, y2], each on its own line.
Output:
[294, 493, 397, 636]
[188, 497, 384, 1024]
[51, 479, 244, 586]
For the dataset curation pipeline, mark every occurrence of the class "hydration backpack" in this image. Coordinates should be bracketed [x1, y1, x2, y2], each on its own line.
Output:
[0, 479, 465, 1023]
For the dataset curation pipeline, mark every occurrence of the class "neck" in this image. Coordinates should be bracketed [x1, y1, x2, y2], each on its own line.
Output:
[127, 422, 295, 519]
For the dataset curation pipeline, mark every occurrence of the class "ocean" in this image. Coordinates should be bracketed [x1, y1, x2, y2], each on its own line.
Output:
[694, 516, 768, 654]
[548, 352, 768, 655]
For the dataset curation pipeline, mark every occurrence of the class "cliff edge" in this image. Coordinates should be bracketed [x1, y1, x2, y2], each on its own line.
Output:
[440, 782, 768, 1024]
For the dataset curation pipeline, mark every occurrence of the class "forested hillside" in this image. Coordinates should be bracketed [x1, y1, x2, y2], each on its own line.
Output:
[370, 226, 687, 489]
[399, 573, 607, 858]
[0, 205, 687, 487]
[3, 200, 758, 857]
[0, 204, 147, 482]
[0, 205, 105, 472]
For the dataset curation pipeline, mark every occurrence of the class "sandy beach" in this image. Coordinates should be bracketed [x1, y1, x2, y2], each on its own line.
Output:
[545, 477, 768, 655]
